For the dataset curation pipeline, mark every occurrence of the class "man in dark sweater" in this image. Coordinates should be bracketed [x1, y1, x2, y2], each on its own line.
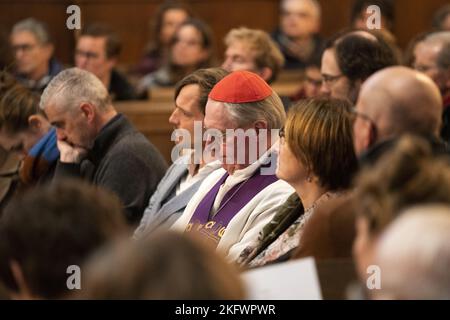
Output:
[40, 68, 167, 225]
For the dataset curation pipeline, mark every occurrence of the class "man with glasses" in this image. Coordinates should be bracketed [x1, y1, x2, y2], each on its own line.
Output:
[320, 31, 397, 104]
[353, 66, 444, 160]
[75, 23, 136, 101]
[10, 18, 63, 93]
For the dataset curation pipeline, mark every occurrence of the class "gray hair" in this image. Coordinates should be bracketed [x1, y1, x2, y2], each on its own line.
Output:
[376, 205, 450, 299]
[40, 68, 111, 113]
[423, 31, 450, 70]
[224, 92, 286, 129]
[12, 18, 51, 45]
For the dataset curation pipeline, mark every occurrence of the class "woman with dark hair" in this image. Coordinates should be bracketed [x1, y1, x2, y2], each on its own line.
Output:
[137, 18, 215, 97]
[134, 1, 192, 76]
[237, 98, 358, 268]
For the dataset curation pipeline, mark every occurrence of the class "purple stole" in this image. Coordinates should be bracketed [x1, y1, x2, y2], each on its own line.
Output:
[186, 169, 278, 246]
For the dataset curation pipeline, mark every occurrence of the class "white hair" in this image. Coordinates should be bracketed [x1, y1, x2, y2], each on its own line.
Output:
[376, 205, 450, 299]
[223, 92, 286, 129]
[12, 18, 51, 45]
[40, 68, 111, 113]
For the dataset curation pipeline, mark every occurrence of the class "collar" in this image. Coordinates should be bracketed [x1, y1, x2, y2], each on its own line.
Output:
[228, 144, 278, 180]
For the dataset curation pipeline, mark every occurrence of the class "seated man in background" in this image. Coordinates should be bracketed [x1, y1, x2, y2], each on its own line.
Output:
[272, 0, 324, 70]
[172, 71, 293, 261]
[412, 31, 450, 142]
[134, 68, 227, 238]
[374, 205, 450, 300]
[353, 66, 445, 161]
[75, 23, 136, 101]
[40, 68, 167, 225]
[10, 18, 63, 93]
[0, 179, 128, 299]
[222, 27, 285, 84]
[320, 30, 398, 104]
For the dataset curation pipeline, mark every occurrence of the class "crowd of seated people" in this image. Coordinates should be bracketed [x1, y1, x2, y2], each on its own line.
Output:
[0, 0, 450, 300]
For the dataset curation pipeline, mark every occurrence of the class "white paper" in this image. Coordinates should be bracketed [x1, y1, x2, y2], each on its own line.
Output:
[242, 257, 323, 300]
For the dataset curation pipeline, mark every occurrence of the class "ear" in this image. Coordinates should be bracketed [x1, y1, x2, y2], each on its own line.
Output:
[79, 103, 96, 123]
[27, 115, 42, 132]
[257, 67, 273, 83]
[254, 120, 268, 136]
[9, 260, 33, 299]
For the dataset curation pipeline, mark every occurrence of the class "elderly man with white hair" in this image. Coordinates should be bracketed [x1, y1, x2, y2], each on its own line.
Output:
[40, 68, 167, 225]
[172, 71, 293, 261]
[374, 205, 450, 300]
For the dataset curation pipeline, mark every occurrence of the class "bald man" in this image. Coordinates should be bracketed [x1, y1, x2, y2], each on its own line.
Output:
[272, 0, 324, 70]
[353, 66, 444, 159]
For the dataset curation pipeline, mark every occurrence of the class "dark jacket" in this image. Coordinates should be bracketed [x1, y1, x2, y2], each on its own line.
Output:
[109, 69, 137, 101]
[54, 114, 168, 225]
[271, 30, 324, 70]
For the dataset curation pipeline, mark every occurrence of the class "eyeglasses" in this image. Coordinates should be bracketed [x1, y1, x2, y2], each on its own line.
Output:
[321, 73, 344, 86]
[12, 43, 37, 53]
[75, 50, 100, 60]
[305, 76, 323, 87]
[350, 108, 378, 143]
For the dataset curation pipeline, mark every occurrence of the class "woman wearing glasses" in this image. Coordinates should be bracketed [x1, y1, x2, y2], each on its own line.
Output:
[238, 98, 358, 268]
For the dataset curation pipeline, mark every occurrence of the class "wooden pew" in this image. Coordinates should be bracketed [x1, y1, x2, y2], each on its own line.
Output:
[115, 100, 175, 164]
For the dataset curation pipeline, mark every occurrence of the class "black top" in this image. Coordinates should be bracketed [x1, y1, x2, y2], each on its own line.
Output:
[109, 69, 137, 101]
[54, 114, 168, 225]
[272, 30, 324, 70]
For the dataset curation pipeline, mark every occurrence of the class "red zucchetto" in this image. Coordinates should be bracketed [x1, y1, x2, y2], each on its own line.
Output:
[208, 70, 272, 103]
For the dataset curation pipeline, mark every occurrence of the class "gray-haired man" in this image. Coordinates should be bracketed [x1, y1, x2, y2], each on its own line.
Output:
[40, 67, 167, 225]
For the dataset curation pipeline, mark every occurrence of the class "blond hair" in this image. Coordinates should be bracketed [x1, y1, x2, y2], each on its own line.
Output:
[225, 27, 285, 83]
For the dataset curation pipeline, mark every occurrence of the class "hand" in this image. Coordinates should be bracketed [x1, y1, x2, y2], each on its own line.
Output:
[57, 140, 88, 164]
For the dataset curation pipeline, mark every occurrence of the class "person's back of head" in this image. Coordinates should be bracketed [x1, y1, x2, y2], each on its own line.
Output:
[375, 205, 450, 299]
[353, 135, 450, 282]
[353, 66, 443, 155]
[75, 231, 245, 299]
[0, 179, 128, 299]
